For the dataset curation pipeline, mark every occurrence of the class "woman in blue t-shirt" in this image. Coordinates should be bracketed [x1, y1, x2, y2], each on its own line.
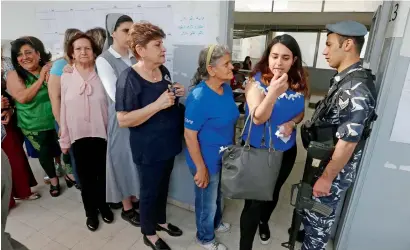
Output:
[239, 34, 308, 249]
[185, 45, 239, 250]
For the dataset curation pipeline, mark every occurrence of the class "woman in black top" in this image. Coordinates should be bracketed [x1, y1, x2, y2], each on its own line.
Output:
[116, 22, 185, 250]
[242, 56, 252, 70]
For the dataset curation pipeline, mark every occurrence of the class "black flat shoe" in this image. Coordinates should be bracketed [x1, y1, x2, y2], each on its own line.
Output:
[143, 235, 171, 250]
[156, 223, 183, 237]
[108, 202, 123, 210]
[86, 217, 99, 231]
[132, 200, 140, 211]
[99, 207, 114, 223]
[121, 209, 140, 227]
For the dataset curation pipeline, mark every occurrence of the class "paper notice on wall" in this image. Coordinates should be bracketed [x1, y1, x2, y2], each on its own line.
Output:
[174, 13, 217, 45]
[385, 1, 410, 38]
[390, 64, 410, 144]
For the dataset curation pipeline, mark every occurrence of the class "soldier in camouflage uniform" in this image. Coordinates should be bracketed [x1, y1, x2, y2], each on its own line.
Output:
[301, 21, 377, 250]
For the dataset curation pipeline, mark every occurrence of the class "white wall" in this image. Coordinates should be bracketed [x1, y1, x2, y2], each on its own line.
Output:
[235, 0, 381, 12]
[1, 2, 40, 40]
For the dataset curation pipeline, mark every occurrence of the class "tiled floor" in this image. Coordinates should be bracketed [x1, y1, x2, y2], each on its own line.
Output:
[5, 108, 334, 250]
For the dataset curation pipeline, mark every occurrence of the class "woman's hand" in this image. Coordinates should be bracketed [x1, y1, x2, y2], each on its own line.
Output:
[278, 120, 295, 137]
[63, 64, 74, 74]
[155, 90, 176, 110]
[1, 96, 10, 109]
[173, 83, 185, 97]
[194, 168, 209, 188]
[267, 72, 288, 99]
[61, 147, 69, 154]
[1, 110, 12, 125]
[39, 63, 52, 81]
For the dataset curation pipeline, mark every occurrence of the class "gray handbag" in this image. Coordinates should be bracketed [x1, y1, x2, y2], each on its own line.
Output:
[221, 111, 283, 201]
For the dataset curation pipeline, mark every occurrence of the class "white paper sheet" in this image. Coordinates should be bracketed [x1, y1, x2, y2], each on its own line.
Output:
[390, 64, 410, 144]
[174, 14, 212, 44]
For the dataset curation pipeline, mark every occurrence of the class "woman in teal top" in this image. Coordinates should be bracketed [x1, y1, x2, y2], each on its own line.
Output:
[7, 36, 62, 197]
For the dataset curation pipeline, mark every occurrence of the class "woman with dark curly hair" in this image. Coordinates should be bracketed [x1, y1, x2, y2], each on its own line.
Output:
[7, 36, 62, 197]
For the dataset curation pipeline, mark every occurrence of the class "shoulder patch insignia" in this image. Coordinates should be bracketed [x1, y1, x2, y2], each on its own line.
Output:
[338, 97, 349, 110]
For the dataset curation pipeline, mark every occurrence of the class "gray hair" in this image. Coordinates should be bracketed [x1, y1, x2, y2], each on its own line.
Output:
[191, 45, 230, 86]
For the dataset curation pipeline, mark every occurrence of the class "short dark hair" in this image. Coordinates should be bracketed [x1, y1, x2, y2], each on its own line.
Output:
[128, 22, 166, 59]
[114, 15, 133, 31]
[329, 32, 365, 55]
[10, 36, 52, 82]
[66, 33, 101, 61]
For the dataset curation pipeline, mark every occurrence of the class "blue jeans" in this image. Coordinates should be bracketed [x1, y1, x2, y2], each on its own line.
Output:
[190, 167, 223, 244]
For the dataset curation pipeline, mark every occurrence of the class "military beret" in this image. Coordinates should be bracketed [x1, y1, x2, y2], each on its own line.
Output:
[326, 20, 367, 37]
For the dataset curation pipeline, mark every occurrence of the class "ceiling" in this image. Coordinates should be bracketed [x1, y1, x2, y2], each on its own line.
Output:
[233, 11, 374, 39]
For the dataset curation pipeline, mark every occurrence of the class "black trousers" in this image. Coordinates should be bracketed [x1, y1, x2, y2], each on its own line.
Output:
[240, 145, 297, 250]
[72, 137, 108, 218]
[22, 129, 60, 179]
[138, 157, 174, 236]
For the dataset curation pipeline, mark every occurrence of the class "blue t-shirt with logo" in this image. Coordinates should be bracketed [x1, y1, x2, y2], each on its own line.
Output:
[185, 81, 240, 175]
[242, 72, 305, 151]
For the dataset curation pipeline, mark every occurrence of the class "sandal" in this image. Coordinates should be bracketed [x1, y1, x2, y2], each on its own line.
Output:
[64, 175, 77, 188]
[14, 192, 41, 201]
[49, 184, 60, 197]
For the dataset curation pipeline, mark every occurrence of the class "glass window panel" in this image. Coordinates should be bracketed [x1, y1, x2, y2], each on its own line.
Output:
[315, 32, 369, 69]
[232, 35, 267, 63]
[273, 0, 322, 12]
[234, 0, 273, 12]
[324, 0, 381, 12]
[274, 32, 317, 67]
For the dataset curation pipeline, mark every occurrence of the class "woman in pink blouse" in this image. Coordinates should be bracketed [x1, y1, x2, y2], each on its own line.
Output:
[59, 32, 113, 231]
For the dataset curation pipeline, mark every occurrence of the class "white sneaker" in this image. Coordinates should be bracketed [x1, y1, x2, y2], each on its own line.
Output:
[215, 222, 231, 233]
[198, 241, 227, 250]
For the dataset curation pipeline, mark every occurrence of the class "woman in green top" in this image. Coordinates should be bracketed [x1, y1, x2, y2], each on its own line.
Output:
[7, 36, 62, 197]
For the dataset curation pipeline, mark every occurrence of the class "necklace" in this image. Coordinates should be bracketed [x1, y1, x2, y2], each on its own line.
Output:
[143, 66, 158, 81]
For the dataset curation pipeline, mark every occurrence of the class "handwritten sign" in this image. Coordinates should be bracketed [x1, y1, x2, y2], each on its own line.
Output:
[177, 16, 206, 37]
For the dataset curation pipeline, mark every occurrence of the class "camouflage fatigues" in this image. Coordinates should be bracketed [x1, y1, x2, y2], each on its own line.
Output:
[302, 62, 377, 250]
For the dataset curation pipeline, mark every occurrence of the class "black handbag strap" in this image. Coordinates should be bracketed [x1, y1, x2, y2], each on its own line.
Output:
[240, 108, 274, 150]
